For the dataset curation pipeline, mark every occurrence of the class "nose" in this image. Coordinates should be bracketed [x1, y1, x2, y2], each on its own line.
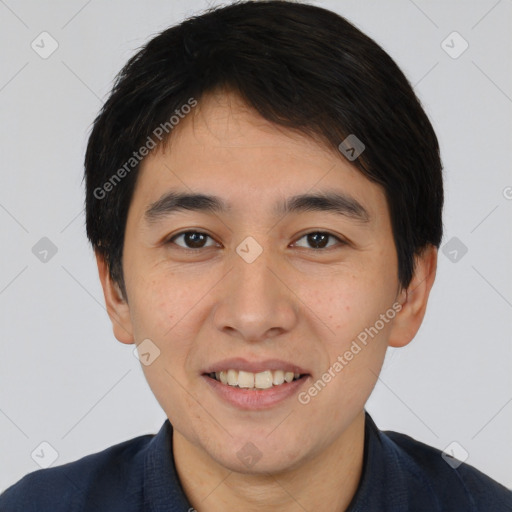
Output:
[212, 242, 299, 343]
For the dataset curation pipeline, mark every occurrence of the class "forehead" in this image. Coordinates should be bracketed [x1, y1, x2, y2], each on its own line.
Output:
[152, 91, 342, 175]
[130, 91, 388, 224]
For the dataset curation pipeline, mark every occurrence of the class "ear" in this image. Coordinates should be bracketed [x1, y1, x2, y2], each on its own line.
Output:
[95, 251, 135, 345]
[388, 245, 438, 348]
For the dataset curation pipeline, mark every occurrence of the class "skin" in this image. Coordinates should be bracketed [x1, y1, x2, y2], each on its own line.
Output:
[97, 90, 437, 512]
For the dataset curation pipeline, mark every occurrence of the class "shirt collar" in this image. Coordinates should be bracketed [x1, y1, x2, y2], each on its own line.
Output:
[346, 411, 409, 512]
[143, 419, 192, 512]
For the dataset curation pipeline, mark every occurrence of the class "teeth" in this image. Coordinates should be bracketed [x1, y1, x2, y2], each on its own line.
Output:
[238, 370, 254, 388]
[227, 369, 237, 386]
[211, 369, 303, 389]
[272, 370, 284, 385]
[255, 370, 273, 389]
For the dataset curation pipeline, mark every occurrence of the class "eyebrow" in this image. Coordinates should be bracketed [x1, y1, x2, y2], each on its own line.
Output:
[144, 190, 370, 224]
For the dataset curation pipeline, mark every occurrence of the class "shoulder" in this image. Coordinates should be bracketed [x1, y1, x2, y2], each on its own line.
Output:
[383, 428, 512, 511]
[0, 431, 156, 512]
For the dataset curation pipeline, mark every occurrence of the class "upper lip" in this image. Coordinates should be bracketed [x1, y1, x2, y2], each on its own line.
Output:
[202, 357, 310, 375]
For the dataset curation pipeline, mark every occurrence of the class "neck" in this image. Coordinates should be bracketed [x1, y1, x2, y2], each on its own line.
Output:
[172, 410, 366, 512]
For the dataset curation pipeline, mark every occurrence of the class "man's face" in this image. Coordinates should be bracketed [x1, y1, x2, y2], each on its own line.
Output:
[114, 91, 407, 473]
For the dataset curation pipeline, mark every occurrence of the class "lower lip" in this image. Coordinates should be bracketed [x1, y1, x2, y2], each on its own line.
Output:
[202, 375, 310, 410]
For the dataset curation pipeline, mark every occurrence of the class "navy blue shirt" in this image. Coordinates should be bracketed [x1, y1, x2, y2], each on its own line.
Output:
[1, 412, 511, 511]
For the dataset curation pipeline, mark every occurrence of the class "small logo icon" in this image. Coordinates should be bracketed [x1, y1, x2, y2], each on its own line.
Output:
[441, 32, 469, 59]
[32, 237, 58, 263]
[442, 441, 469, 469]
[442, 236, 468, 263]
[338, 134, 365, 161]
[236, 442, 263, 468]
[31, 441, 59, 469]
[133, 338, 161, 366]
[236, 236, 263, 264]
[31, 31, 59, 59]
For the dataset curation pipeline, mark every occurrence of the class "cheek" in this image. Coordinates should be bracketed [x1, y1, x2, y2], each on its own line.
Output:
[292, 263, 398, 406]
[128, 270, 201, 341]
[128, 270, 210, 387]
[298, 268, 395, 341]
[131, 274, 198, 422]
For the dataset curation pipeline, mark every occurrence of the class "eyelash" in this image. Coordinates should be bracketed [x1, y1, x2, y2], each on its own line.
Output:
[166, 230, 347, 251]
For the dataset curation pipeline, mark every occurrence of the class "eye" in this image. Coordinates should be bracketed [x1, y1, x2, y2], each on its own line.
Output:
[168, 231, 218, 249]
[293, 231, 345, 250]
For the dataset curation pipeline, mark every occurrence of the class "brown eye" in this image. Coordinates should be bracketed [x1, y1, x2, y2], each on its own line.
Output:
[294, 232, 343, 249]
[169, 231, 217, 249]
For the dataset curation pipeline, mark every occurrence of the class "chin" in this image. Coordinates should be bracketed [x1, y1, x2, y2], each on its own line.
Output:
[217, 451, 303, 476]
[203, 431, 309, 476]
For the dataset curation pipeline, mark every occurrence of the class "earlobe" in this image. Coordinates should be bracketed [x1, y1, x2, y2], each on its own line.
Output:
[388, 245, 438, 348]
[95, 252, 135, 345]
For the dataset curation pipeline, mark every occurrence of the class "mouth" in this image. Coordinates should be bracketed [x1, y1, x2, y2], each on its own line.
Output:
[200, 358, 311, 409]
[204, 369, 307, 390]
[201, 357, 311, 411]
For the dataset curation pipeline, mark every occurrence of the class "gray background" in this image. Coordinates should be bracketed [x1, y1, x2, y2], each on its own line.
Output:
[1, 0, 511, 492]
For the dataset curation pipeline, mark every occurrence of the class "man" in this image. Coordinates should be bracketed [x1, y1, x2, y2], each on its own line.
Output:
[1, 1, 510, 510]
